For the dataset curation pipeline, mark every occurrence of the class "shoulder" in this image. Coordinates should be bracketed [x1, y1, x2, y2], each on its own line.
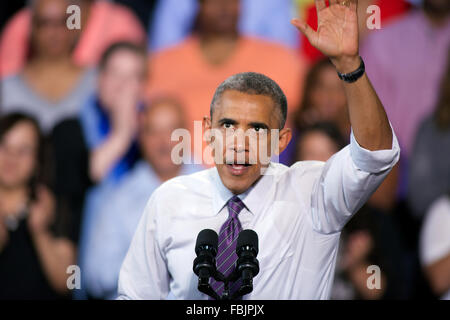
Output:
[263, 161, 325, 188]
[152, 167, 215, 201]
[243, 36, 299, 60]
[0, 74, 29, 106]
[287, 160, 326, 178]
[150, 36, 196, 61]
[425, 196, 450, 226]
[420, 195, 450, 265]
[1, 74, 22, 88]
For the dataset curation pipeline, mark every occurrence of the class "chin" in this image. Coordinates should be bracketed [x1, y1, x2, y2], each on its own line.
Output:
[218, 164, 261, 194]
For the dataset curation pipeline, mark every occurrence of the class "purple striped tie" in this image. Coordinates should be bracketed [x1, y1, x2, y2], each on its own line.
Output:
[210, 195, 245, 298]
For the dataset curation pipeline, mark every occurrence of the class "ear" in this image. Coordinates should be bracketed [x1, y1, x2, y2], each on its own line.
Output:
[203, 116, 212, 144]
[275, 128, 292, 155]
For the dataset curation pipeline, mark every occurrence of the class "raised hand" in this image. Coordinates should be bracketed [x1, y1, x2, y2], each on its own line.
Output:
[292, 0, 359, 73]
[28, 186, 56, 235]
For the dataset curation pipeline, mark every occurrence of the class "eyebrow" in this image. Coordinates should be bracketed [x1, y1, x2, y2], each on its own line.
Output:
[217, 118, 270, 130]
[218, 118, 238, 126]
[248, 122, 270, 130]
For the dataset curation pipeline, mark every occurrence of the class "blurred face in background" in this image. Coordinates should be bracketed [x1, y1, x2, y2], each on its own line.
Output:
[197, 0, 240, 35]
[424, 0, 450, 16]
[138, 100, 185, 180]
[0, 122, 38, 190]
[296, 130, 340, 162]
[98, 49, 147, 111]
[309, 65, 347, 123]
[30, 0, 77, 59]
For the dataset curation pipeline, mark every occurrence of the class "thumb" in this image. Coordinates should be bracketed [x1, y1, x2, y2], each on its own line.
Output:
[291, 18, 316, 44]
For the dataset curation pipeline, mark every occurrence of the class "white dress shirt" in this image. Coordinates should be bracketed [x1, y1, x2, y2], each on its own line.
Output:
[420, 196, 450, 300]
[118, 129, 400, 300]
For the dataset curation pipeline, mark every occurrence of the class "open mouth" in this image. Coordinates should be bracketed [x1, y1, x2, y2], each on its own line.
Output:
[226, 163, 252, 176]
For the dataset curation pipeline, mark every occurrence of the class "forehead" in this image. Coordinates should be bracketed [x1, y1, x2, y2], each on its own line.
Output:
[1, 122, 38, 145]
[213, 90, 278, 125]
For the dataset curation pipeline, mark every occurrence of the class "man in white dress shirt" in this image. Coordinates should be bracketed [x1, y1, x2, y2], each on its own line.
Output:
[117, 0, 400, 299]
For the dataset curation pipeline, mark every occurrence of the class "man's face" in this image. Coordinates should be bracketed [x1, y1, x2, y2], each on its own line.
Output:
[198, 0, 240, 35]
[139, 102, 184, 178]
[204, 90, 291, 194]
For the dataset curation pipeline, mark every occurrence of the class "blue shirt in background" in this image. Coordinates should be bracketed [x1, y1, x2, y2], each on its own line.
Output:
[77, 161, 203, 299]
[149, 0, 299, 51]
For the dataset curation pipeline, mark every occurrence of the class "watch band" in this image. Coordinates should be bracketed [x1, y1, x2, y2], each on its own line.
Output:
[337, 57, 365, 83]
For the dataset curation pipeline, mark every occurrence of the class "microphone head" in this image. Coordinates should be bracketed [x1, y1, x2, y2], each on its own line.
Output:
[195, 229, 218, 255]
[237, 229, 258, 256]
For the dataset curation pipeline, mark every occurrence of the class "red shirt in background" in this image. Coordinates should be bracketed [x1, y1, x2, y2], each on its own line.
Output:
[300, 0, 411, 64]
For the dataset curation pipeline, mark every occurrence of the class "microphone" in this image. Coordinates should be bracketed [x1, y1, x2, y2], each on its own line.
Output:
[193, 229, 220, 300]
[232, 229, 260, 299]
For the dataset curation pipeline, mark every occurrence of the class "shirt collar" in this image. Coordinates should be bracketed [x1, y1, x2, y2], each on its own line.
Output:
[210, 163, 276, 216]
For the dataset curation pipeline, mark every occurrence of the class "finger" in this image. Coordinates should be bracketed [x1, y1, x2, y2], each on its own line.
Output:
[291, 19, 317, 45]
[349, 0, 358, 12]
[328, 0, 339, 5]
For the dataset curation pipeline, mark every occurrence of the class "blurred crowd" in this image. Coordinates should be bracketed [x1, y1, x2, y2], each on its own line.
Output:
[0, 0, 449, 300]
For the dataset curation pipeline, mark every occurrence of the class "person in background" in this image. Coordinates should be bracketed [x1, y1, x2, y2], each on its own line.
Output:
[294, 59, 350, 140]
[74, 41, 148, 299]
[80, 96, 203, 300]
[361, 0, 450, 159]
[80, 41, 147, 184]
[0, 113, 76, 299]
[408, 52, 450, 218]
[0, 0, 96, 135]
[0, 0, 145, 79]
[420, 194, 450, 300]
[290, 59, 399, 213]
[147, 0, 305, 138]
[293, 122, 346, 162]
[149, 0, 299, 51]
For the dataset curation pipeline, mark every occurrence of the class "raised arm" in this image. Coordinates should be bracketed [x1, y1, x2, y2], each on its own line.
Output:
[292, 0, 392, 151]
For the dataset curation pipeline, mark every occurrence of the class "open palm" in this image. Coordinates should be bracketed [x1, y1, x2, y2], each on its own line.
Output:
[292, 0, 359, 59]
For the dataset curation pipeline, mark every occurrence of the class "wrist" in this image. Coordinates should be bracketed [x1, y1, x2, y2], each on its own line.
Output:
[30, 226, 51, 240]
[331, 55, 361, 74]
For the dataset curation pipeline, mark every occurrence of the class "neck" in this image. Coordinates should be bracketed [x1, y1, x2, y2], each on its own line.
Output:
[199, 30, 238, 43]
[198, 32, 239, 66]
[155, 166, 182, 183]
[0, 185, 28, 216]
[28, 55, 73, 71]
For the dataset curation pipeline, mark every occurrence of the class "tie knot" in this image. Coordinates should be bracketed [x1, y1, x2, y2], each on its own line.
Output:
[227, 195, 245, 218]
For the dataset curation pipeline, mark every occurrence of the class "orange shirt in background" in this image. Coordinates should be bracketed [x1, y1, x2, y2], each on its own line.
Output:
[0, 0, 145, 78]
[147, 35, 306, 167]
[148, 35, 306, 132]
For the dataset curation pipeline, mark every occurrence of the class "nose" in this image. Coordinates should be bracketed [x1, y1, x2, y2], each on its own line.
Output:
[232, 129, 248, 153]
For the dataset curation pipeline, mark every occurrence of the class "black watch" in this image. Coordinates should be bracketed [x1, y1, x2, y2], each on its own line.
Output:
[337, 57, 365, 83]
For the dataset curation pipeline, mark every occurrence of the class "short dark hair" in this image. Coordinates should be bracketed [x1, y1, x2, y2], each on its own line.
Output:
[99, 41, 147, 71]
[210, 72, 288, 128]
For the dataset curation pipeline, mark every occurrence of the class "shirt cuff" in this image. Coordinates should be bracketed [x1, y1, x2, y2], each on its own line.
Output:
[349, 123, 400, 173]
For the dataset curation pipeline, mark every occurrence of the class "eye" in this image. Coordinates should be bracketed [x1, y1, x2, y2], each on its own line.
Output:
[223, 122, 234, 129]
[252, 126, 265, 133]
